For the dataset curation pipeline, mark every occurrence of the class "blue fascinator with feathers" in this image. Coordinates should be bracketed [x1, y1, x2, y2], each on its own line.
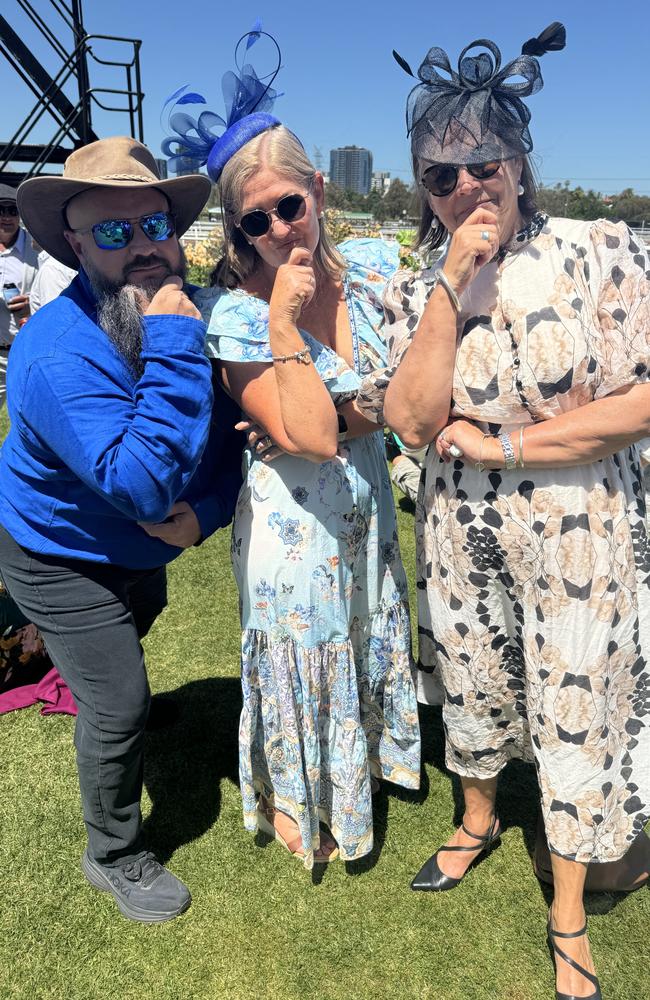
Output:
[161, 21, 282, 182]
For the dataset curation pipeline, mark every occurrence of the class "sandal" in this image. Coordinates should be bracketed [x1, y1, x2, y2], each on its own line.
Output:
[256, 798, 339, 864]
[410, 814, 501, 892]
[547, 908, 602, 1000]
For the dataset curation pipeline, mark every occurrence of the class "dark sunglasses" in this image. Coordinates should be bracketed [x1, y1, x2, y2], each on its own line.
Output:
[421, 161, 501, 197]
[0, 204, 19, 217]
[237, 193, 308, 239]
[69, 210, 176, 250]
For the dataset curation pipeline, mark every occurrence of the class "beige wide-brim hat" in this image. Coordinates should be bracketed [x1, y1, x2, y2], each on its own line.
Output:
[17, 136, 211, 269]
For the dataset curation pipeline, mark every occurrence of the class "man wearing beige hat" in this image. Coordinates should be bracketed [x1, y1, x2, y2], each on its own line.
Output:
[0, 137, 242, 922]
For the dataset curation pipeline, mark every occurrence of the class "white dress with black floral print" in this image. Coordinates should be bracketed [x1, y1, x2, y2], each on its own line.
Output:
[358, 216, 650, 863]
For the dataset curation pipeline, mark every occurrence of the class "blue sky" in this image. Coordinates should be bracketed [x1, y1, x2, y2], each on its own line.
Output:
[2, 0, 650, 192]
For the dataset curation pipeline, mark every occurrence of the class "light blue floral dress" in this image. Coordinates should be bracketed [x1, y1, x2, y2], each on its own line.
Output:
[196, 239, 420, 866]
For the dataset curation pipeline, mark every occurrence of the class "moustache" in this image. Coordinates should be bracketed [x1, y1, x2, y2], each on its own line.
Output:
[123, 256, 172, 279]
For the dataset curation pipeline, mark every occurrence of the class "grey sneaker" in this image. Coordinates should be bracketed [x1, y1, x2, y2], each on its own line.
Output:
[81, 850, 191, 923]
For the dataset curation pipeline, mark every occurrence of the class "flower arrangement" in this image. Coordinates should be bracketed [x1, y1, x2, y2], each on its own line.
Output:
[182, 229, 224, 286]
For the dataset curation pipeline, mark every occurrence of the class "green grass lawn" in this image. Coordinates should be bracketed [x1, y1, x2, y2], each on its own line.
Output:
[0, 439, 648, 999]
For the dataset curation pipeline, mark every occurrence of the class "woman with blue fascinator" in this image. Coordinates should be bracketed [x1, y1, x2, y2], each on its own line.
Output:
[163, 26, 420, 868]
[358, 22, 650, 1000]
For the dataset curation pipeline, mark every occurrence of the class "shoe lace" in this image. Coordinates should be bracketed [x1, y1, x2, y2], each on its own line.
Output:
[121, 852, 164, 887]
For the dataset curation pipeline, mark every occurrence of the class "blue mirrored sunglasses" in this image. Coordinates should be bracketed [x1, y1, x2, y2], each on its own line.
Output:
[70, 211, 176, 250]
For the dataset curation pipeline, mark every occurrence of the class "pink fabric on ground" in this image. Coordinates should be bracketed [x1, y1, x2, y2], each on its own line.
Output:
[36, 667, 77, 715]
[0, 667, 77, 716]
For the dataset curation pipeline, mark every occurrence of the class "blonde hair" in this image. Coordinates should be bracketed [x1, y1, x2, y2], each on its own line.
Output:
[211, 125, 346, 288]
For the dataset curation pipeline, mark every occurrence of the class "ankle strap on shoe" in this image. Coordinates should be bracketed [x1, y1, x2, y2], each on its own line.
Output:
[549, 921, 588, 940]
[437, 815, 500, 856]
[460, 814, 499, 845]
[548, 914, 600, 994]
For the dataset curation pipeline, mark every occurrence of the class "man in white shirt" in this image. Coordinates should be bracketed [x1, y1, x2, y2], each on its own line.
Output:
[0, 183, 39, 406]
[30, 250, 76, 312]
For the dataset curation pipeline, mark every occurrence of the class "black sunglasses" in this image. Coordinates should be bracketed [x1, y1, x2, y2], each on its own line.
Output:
[237, 192, 309, 239]
[68, 211, 176, 250]
[0, 204, 19, 217]
[421, 161, 501, 197]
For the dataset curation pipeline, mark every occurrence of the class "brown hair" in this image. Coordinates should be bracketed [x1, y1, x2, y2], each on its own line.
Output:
[412, 154, 539, 260]
[210, 125, 346, 287]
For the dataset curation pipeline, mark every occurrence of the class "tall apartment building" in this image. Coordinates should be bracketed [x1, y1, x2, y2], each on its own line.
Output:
[371, 170, 391, 194]
[329, 146, 373, 195]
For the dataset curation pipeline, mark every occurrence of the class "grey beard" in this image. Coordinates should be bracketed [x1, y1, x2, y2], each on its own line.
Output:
[86, 251, 187, 380]
[96, 285, 147, 379]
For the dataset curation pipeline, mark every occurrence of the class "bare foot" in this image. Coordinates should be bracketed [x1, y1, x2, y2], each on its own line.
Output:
[260, 799, 337, 862]
[549, 906, 599, 999]
[435, 814, 500, 880]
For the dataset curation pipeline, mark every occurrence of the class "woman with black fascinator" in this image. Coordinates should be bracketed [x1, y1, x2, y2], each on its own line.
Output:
[358, 22, 650, 1000]
[163, 27, 420, 870]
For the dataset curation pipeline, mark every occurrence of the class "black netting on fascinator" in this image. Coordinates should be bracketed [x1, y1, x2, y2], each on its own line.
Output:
[161, 20, 283, 181]
[393, 22, 565, 165]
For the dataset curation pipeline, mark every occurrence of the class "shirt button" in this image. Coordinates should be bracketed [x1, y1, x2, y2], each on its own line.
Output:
[513, 358, 520, 367]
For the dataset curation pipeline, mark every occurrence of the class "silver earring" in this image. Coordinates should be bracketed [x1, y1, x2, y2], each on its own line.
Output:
[430, 214, 439, 230]
[517, 183, 524, 196]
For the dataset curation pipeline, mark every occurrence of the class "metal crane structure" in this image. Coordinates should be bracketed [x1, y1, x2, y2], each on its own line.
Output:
[0, 0, 143, 186]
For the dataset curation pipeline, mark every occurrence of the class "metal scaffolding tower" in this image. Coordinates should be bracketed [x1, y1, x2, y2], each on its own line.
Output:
[0, 0, 144, 185]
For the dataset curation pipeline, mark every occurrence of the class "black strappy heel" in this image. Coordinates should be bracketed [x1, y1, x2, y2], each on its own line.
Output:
[547, 909, 602, 1000]
[410, 815, 501, 892]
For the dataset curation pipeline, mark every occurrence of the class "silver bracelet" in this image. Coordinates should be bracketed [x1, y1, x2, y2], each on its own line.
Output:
[475, 433, 491, 472]
[498, 431, 516, 470]
[435, 270, 461, 313]
[271, 346, 311, 364]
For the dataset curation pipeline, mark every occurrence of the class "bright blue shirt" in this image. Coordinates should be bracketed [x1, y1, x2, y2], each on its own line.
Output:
[0, 270, 242, 568]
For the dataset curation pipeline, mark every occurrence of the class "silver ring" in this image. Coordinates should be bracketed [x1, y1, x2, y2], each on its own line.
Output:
[480, 230, 490, 241]
[449, 444, 464, 458]
[258, 435, 272, 451]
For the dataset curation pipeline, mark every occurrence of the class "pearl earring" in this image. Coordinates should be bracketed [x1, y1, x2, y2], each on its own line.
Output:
[430, 214, 439, 230]
[517, 183, 524, 196]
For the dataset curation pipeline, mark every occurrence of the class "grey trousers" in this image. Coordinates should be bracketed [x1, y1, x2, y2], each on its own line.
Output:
[390, 454, 424, 505]
[0, 525, 167, 865]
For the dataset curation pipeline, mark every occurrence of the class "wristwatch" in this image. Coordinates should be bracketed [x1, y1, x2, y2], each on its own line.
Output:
[497, 431, 516, 470]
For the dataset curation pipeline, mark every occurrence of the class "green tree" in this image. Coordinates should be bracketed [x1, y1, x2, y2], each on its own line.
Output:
[608, 189, 650, 227]
[343, 188, 367, 211]
[537, 182, 607, 221]
[323, 182, 348, 209]
[536, 182, 572, 217]
[566, 187, 608, 220]
[366, 188, 386, 223]
[382, 178, 412, 221]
